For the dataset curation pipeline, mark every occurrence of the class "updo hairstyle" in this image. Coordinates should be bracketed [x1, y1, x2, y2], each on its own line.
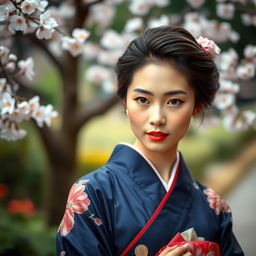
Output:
[115, 25, 219, 111]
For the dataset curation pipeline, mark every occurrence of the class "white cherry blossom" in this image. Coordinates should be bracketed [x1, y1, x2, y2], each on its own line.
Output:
[72, 28, 90, 43]
[36, 26, 53, 39]
[28, 96, 40, 113]
[9, 108, 26, 122]
[129, 0, 151, 16]
[214, 93, 235, 110]
[39, 10, 58, 30]
[148, 15, 169, 28]
[21, 0, 37, 14]
[61, 37, 83, 57]
[17, 101, 31, 119]
[124, 18, 143, 33]
[218, 48, 238, 71]
[102, 78, 116, 94]
[244, 45, 256, 59]
[219, 80, 240, 94]
[152, 0, 169, 7]
[0, 46, 10, 64]
[91, 3, 115, 27]
[32, 104, 57, 127]
[0, 5, 9, 22]
[9, 53, 17, 62]
[184, 21, 202, 38]
[85, 65, 112, 84]
[0, 122, 27, 141]
[98, 49, 123, 66]
[6, 62, 15, 72]
[1, 92, 15, 115]
[18, 57, 35, 80]
[229, 30, 240, 43]
[217, 3, 235, 20]
[241, 14, 253, 26]
[237, 63, 255, 80]
[34, 0, 48, 12]
[9, 15, 27, 32]
[100, 30, 124, 50]
[186, 0, 205, 9]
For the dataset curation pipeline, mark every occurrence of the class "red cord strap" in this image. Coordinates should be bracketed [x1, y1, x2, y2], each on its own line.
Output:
[120, 162, 181, 256]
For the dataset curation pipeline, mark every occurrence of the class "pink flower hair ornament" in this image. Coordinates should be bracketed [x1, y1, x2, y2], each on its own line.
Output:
[196, 36, 221, 57]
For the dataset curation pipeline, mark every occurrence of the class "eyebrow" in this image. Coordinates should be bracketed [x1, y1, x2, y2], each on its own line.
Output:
[133, 88, 187, 96]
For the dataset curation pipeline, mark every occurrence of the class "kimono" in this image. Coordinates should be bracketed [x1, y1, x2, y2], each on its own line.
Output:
[56, 143, 244, 256]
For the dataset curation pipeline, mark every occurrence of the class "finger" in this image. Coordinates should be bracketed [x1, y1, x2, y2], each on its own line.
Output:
[183, 252, 192, 256]
[166, 244, 190, 256]
[158, 245, 179, 256]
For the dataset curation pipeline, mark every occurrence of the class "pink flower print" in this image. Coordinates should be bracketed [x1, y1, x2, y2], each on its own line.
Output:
[60, 251, 66, 256]
[59, 179, 91, 236]
[89, 213, 103, 226]
[204, 188, 231, 215]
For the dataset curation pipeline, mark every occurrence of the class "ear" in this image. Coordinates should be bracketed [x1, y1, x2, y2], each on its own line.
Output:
[193, 103, 204, 116]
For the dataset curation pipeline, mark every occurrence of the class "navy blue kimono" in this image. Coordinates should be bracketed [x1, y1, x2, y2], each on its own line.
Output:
[56, 144, 244, 256]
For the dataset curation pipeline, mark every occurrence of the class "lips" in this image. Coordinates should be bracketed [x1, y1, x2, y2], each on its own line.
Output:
[146, 131, 169, 141]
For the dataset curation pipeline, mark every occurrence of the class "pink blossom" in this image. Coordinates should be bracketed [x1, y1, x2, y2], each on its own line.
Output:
[196, 36, 221, 57]
[59, 179, 91, 236]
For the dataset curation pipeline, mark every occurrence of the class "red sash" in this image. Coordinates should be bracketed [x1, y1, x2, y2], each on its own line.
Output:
[120, 162, 181, 256]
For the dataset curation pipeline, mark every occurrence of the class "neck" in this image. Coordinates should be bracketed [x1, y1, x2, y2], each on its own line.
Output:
[134, 141, 177, 183]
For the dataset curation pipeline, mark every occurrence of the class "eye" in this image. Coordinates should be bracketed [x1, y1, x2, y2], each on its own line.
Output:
[134, 97, 149, 104]
[167, 98, 184, 106]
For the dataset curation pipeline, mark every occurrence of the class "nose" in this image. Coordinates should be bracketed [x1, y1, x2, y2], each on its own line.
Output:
[149, 105, 166, 126]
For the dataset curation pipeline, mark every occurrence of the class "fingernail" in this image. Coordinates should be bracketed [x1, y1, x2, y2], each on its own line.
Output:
[182, 243, 189, 248]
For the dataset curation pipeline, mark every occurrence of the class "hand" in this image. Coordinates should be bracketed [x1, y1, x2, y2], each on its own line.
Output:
[158, 244, 192, 256]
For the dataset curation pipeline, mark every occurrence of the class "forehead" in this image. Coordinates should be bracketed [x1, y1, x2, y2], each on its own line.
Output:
[127, 62, 193, 94]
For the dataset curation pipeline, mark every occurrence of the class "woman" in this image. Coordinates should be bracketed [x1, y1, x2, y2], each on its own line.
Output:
[57, 26, 244, 256]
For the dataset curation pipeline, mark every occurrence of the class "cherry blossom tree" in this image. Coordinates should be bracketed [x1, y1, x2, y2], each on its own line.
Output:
[0, 0, 255, 225]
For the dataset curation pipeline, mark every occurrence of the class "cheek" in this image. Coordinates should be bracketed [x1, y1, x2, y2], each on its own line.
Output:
[171, 111, 193, 131]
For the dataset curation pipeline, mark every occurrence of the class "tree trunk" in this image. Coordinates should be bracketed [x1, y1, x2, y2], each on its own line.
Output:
[46, 153, 77, 226]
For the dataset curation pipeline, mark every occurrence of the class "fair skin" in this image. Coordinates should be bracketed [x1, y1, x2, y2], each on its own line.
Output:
[125, 62, 197, 256]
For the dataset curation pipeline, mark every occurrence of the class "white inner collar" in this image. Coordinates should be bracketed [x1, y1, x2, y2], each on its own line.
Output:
[120, 143, 180, 191]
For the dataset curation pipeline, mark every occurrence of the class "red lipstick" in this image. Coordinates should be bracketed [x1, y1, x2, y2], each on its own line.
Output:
[146, 131, 169, 141]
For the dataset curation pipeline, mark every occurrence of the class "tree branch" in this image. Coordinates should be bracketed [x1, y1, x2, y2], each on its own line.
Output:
[74, 94, 118, 131]
[86, 0, 104, 8]
[235, 7, 256, 16]
[15, 79, 46, 101]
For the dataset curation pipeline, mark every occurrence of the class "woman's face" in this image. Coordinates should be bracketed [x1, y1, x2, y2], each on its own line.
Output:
[125, 62, 196, 155]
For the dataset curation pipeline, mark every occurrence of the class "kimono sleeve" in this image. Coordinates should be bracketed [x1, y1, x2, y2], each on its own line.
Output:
[56, 178, 114, 256]
[219, 209, 244, 256]
[203, 187, 244, 256]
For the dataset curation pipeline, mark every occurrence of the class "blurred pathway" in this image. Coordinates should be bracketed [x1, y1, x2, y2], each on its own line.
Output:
[226, 165, 256, 256]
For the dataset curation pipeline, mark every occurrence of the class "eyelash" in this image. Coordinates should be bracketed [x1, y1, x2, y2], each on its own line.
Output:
[134, 97, 149, 104]
[134, 97, 184, 106]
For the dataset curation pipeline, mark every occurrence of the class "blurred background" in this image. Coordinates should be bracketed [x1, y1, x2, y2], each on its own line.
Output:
[0, 0, 255, 255]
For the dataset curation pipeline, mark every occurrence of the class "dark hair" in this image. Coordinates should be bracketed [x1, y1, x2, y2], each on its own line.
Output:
[114, 25, 219, 110]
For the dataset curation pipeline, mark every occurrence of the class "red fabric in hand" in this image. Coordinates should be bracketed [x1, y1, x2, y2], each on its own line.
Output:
[156, 232, 220, 256]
